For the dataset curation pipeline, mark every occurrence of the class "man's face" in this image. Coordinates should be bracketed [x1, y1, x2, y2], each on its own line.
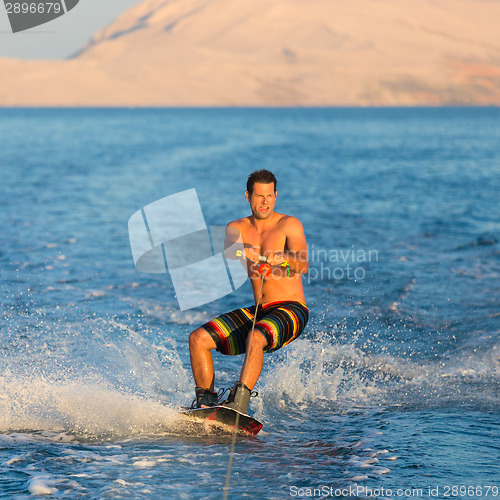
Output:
[246, 182, 277, 220]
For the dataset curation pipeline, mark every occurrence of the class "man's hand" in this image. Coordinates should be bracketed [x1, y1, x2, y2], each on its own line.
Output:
[265, 251, 286, 267]
[243, 246, 262, 263]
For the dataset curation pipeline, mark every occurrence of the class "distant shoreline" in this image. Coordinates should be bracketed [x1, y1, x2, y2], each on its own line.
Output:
[1, 105, 500, 109]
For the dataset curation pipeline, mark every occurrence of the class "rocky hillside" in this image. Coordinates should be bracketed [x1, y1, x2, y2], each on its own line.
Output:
[1, 0, 499, 106]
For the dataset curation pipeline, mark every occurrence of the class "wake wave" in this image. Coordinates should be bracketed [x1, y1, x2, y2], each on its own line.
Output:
[1, 313, 497, 439]
[0, 316, 193, 439]
[0, 375, 181, 438]
[259, 335, 499, 411]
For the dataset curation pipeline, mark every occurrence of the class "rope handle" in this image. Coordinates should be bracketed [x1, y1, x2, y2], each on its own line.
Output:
[236, 250, 290, 275]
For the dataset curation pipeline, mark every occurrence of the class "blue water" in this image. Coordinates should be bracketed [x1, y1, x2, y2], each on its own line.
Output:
[0, 108, 499, 499]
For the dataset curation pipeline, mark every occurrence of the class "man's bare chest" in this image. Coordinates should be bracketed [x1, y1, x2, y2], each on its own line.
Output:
[242, 228, 287, 255]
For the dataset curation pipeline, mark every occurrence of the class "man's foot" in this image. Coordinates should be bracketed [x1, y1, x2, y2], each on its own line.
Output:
[222, 381, 258, 414]
[191, 387, 219, 408]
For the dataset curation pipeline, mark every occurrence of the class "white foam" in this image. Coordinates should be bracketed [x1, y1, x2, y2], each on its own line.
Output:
[350, 475, 368, 481]
[115, 479, 145, 487]
[4, 454, 25, 465]
[373, 467, 391, 474]
[132, 459, 157, 468]
[0, 375, 183, 439]
[28, 474, 59, 495]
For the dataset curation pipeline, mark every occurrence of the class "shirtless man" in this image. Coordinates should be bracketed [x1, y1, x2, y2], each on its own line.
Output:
[188, 170, 309, 413]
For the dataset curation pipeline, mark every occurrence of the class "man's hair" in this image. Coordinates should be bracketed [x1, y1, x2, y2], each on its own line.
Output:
[246, 169, 277, 194]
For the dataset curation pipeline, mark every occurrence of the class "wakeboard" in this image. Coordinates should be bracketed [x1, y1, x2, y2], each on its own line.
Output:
[181, 406, 262, 436]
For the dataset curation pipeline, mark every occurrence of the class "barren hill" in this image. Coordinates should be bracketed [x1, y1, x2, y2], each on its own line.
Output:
[1, 0, 500, 106]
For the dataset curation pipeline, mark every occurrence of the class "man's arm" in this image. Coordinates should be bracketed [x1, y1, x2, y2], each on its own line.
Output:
[267, 217, 309, 274]
[284, 217, 309, 274]
[224, 221, 244, 260]
[225, 220, 262, 263]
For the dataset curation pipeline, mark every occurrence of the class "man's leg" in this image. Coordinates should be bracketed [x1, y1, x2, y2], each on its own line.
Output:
[239, 330, 268, 390]
[189, 327, 217, 390]
[222, 330, 267, 413]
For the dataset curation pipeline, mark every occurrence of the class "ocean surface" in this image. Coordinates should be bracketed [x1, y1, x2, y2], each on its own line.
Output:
[0, 108, 499, 499]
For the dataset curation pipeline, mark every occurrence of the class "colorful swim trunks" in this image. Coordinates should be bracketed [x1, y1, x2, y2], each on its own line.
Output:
[201, 301, 309, 356]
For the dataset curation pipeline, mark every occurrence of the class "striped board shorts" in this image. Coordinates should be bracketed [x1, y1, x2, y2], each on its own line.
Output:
[202, 301, 309, 356]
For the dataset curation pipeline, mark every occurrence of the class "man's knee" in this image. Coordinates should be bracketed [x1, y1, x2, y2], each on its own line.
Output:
[249, 329, 269, 350]
[189, 327, 216, 351]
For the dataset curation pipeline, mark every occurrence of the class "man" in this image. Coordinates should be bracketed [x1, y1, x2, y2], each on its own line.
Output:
[188, 169, 309, 413]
